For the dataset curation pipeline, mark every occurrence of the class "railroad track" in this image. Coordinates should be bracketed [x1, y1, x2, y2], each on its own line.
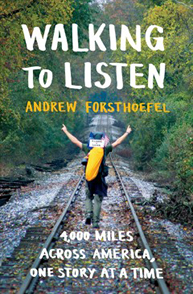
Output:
[0, 161, 170, 293]
[110, 156, 170, 294]
[0, 174, 85, 294]
[0, 115, 171, 293]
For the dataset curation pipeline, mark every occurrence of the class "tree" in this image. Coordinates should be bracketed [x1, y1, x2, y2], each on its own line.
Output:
[0, 0, 94, 165]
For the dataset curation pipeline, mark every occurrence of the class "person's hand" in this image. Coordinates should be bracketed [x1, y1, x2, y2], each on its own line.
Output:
[126, 125, 132, 134]
[61, 124, 67, 132]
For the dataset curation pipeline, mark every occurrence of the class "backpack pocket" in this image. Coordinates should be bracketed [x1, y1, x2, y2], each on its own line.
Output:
[86, 148, 104, 181]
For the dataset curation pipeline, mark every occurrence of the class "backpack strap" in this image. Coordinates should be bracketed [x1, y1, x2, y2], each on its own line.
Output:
[99, 148, 109, 178]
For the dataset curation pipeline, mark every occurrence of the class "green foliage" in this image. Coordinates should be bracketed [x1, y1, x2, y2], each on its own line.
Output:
[0, 0, 94, 165]
[0, 0, 73, 89]
[154, 118, 193, 196]
[102, 0, 145, 25]
[113, 0, 193, 197]
[0, 0, 192, 201]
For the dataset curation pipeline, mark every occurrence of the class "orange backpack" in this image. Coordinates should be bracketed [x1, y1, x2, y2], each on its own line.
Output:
[85, 147, 104, 181]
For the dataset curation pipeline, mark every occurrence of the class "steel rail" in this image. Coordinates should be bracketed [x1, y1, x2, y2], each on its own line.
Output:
[110, 155, 170, 294]
[106, 114, 169, 292]
[18, 174, 84, 294]
[18, 114, 170, 293]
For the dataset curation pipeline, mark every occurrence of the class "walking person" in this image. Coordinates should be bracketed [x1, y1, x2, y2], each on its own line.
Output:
[61, 123, 132, 228]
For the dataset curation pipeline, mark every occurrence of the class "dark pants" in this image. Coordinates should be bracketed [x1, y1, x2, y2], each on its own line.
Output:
[85, 188, 103, 225]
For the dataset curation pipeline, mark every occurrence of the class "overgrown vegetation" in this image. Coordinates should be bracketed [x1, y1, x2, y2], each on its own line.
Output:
[105, 0, 193, 199]
[0, 0, 192, 206]
[0, 0, 94, 169]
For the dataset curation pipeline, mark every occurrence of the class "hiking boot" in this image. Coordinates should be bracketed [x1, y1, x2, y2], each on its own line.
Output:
[85, 217, 92, 225]
[93, 223, 100, 229]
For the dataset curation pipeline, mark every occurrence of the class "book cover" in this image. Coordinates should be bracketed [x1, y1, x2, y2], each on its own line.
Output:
[0, 0, 192, 293]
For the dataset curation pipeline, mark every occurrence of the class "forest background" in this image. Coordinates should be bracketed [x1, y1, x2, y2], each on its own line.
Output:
[0, 0, 192, 212]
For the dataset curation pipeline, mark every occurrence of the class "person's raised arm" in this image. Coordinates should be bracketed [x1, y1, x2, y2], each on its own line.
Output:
[112, 125, 132, 148]
[61, 124, 82, 149]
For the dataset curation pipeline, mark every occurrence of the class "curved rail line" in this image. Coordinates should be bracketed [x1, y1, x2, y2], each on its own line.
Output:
[107, 114, 170, 293]
[17, 158, 170, 294]
[110, 155, 170, 294]
[15, 115, 171, 293]
[18, 175, 84, 294]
